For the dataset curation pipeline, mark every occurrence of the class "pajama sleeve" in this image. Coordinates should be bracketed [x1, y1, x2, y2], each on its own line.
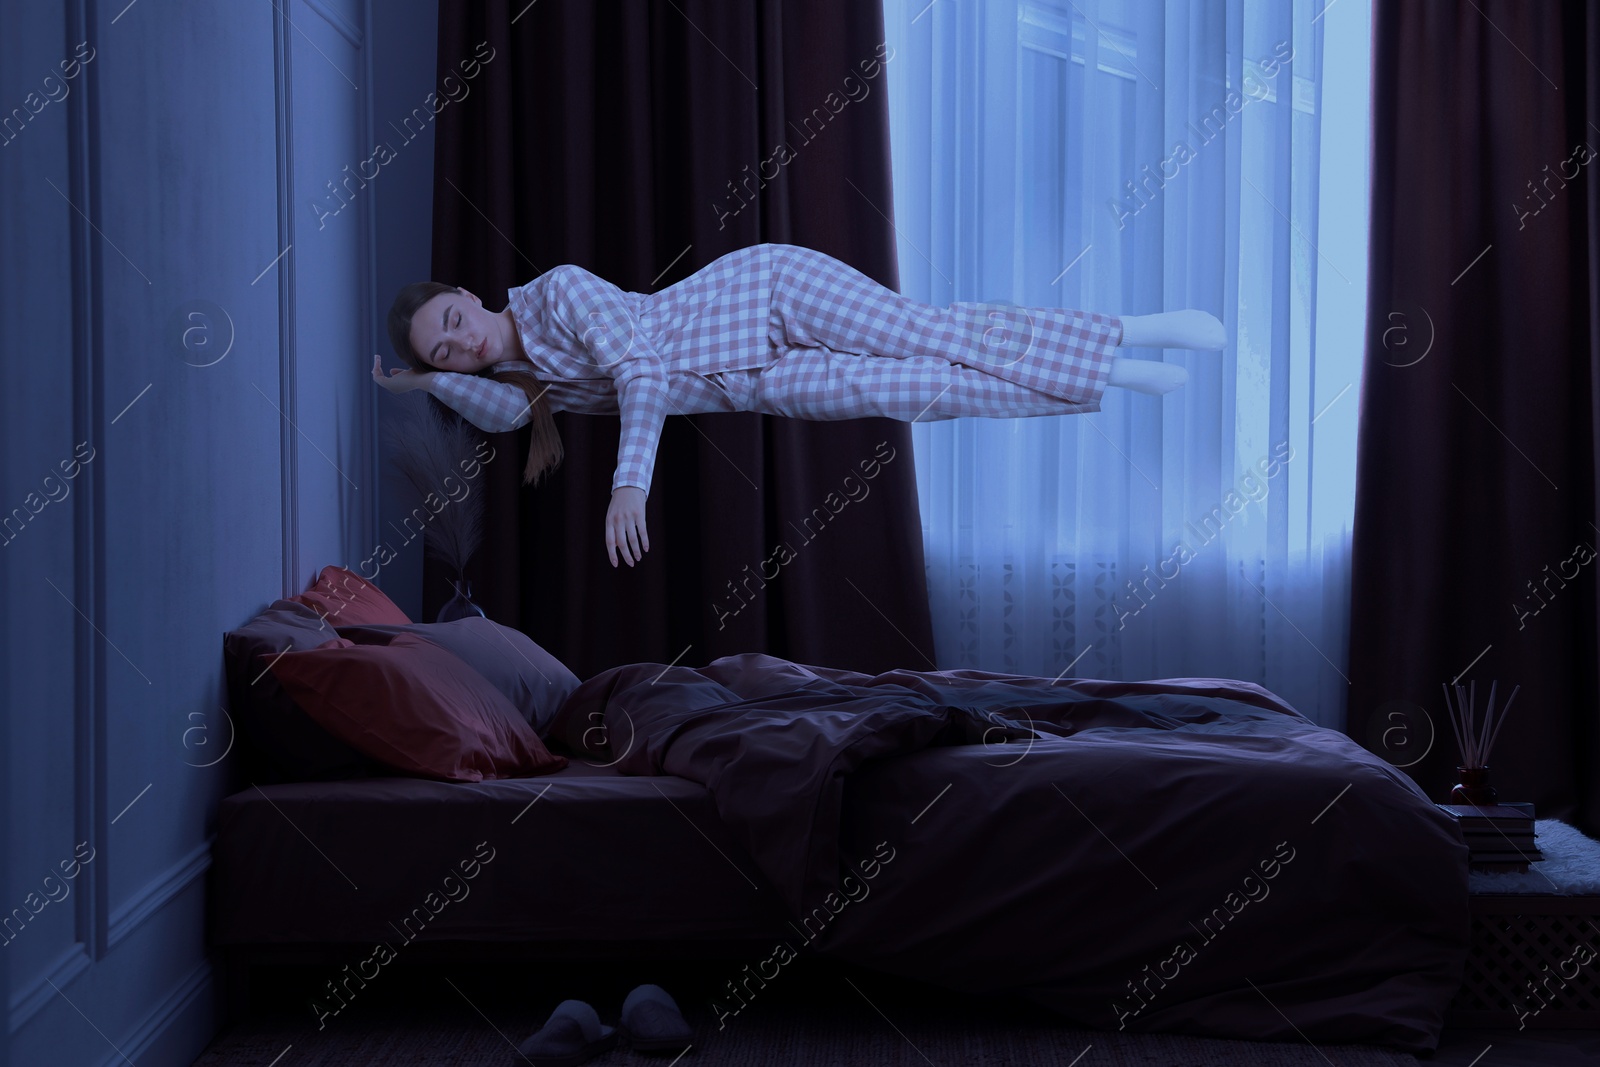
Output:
[426, 371, 536, 432]
[550, 265, 669, 496]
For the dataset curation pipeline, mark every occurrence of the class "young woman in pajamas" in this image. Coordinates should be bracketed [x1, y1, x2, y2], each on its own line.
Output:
[374, 243, 1224, 568]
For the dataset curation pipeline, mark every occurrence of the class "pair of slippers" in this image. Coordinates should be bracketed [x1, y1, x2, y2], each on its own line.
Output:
[516, 983, 693, 1066]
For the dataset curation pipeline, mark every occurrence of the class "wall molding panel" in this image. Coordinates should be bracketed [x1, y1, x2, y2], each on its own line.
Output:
[5, 1, 439, 1062]
[303, 0, 365, 50]
[67, 0, 109, 972]
[274, 1, 302, 597]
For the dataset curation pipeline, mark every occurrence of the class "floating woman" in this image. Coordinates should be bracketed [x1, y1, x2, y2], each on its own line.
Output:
[373, 242, 1225, 569]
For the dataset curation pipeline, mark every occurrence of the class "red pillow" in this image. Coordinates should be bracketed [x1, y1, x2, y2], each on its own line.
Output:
[289, 565, 410, 627]
[264, 633, 567, 782]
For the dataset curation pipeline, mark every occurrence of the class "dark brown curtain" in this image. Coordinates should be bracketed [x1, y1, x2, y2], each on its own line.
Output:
[1349, 0, 1600, 830]
[423, 2, 935, 680]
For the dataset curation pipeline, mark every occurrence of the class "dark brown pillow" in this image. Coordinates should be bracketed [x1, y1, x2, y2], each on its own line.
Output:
[222, 599, 385, 782]
[264, 634, 567, 782]
[335, 617, 579, 737]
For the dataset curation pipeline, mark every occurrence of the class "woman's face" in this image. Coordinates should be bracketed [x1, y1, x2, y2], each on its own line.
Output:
[408, 289, 503, 373]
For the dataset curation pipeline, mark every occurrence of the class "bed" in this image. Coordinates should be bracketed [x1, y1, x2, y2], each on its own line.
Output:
[211, 641, 1470, 1051]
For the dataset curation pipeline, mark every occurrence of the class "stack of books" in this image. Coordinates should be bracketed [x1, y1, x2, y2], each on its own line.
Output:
[1437, 803, 1541, 872]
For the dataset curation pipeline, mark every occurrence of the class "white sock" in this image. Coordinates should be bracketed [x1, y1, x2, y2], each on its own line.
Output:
[1107, 357, 1188, 396]
[1118, 311, 1226, 351]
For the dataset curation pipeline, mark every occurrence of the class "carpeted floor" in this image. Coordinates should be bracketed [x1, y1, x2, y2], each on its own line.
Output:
[192, 956, 1423, 1066]
[1428, 1029, 1600, 1067]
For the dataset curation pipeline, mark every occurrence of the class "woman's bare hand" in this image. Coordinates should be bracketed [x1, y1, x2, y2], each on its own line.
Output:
[606, 486, 650, 567]
[371, 354, 429, 394]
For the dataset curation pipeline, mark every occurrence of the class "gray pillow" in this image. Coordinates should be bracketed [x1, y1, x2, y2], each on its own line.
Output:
[335, 616, 579, 737]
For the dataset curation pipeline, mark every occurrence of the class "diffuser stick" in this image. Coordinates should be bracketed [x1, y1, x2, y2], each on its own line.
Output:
[1481, 684, 1521, 763]
[1442, 683, 1468, 765]
[1468, 680, 1478, 765]
[1477, 680, 1499, 766]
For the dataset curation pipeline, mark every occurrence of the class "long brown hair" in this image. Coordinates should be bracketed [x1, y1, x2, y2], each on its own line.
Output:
[386, 281, 563, 487]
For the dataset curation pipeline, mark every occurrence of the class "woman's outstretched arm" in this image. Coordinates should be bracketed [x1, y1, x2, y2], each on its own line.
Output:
[548, 265, 670, 568]
[550, 265, 670, 498]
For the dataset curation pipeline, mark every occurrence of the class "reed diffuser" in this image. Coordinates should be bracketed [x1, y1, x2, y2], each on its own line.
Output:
[1440, 679, 1520, 806]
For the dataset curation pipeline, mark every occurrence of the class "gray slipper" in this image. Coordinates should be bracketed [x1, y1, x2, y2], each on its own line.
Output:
[516, 999, 617, 1067]
[619, 983, 693, 1053]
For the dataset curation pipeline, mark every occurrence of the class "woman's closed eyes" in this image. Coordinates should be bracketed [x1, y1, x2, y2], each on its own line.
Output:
[437, 309, 462, 365]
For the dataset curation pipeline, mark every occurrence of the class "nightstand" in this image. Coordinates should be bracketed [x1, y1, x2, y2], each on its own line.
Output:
[1447, 820, 1600, 1029]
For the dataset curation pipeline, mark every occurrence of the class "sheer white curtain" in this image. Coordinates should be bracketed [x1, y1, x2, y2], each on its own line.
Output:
[881, 0, 1371, 728]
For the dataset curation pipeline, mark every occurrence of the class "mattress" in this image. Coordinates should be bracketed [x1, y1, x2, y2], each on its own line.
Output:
[209, 759, 792, 946]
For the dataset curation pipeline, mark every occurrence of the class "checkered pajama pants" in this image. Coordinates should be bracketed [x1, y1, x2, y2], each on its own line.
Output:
[731, 244, 1123, 422]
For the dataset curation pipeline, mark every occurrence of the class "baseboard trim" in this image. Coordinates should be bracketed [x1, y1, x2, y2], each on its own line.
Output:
[7, 942, 91, 1031]
[96, 957, 215, 1067]
[106, 838, 213, 950]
